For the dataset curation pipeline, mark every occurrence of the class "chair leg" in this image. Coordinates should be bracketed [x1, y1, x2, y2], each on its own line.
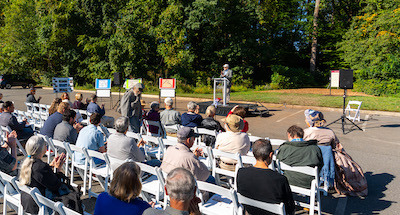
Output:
[3, 198, 7, 215]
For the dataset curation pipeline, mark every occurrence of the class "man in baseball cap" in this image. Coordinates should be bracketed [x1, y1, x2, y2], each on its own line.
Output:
[161, 127, 211, 182]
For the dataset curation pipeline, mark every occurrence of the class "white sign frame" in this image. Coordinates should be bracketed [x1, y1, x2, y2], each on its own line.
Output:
[124, 78, 142, 89]
[96, 89, 111, 98]
[160, 89, 176, 98]
[330, 70, 340, 88]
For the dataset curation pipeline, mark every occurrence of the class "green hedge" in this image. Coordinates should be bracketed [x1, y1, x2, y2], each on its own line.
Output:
[353, 79, 400, 97]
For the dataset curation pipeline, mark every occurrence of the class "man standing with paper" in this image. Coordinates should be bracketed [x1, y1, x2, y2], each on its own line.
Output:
[119, 83, 144, 133]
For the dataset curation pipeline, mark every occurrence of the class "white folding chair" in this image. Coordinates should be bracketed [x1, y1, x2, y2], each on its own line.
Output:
[15, 183, 43, 215]
[345, 100, 362, 122]
[126, 131, 141, 140]
[248, 135, 264, 143]
[78, 110, 89, 125]
[143, 119, 164, 137]
[35, 192, 65, 215]
[208, 148, 243, 188]
[140, 134, 165, 160]
[235, 191, 286, 215]
[195, 128, 218, 146]
[63, 142, 89, 195]
[83, 148, 110, 199]
[1, 126, 28, 156]
[162, 124, 180, 134]
[52, 139, 70, 176]
[37, 134, 58, 168]
[277, 161, 321, 215]
[0, 171, 22, 215]
[62, 205, 81, 215]
[32, 103, 40, 113]
[269, 138, 286, 146]
[135, 162, 164, 203]
[24, 102, 34, 113]
[196, 181, 239, 215]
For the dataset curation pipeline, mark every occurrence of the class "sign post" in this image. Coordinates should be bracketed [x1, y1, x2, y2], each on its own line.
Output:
[95, 79, 112, 109]
[159, 78, 177, 109]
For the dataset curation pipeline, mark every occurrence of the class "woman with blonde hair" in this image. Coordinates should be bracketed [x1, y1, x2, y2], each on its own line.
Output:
[94, 162, 151, 215]
[20, 136, 82, 214]
[72, 93, 87, 110]
[201, 105, 224, 146]
[48, 98, 62, 115]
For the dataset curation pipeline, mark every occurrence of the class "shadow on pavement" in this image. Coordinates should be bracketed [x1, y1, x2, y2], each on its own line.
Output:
[345, 172, 395, 214]
[380, 124, 400, 128]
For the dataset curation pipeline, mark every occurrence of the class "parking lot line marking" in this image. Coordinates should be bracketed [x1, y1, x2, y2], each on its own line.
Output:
[334, 196, 348, 215]
[276, 110, 303, 123]
[361, 115, 369, 131]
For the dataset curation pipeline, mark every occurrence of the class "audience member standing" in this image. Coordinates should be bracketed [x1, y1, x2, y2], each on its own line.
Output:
[237, 139, 295, 215]
[303, 109, 338, 189]
[0, 101, 34, 139]
[276, 125, 323, 189]
[161, 127, 211, 182]
[107, 117, 146, 170]
[53, 110, 80, 144]
[40, 102, 70, 138]
[120, 83, 144, 133]
[215, 114, 250, 171]
[87, 94, 114, 128]
[143, 168, 201, 215]
[94, 162, 151, 215]
[72, 93, 87, 110]
[74, 113, 106, 165]
[0, 130, 18, 176]
[26, 87, 42, 103]
[160, 97, 181, 134]
[181, 101, 202, 128]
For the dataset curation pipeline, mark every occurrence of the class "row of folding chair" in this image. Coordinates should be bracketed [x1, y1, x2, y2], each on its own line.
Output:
[0, 170, 85, 215]
[0, 126, 28, 156]
[24, 102, 50, 117]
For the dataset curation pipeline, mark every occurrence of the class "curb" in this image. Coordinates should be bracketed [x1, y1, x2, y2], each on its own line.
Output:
[42, 87, 400, 117]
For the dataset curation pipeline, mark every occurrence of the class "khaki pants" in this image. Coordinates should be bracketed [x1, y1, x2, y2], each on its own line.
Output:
[219, 160, 236, 172]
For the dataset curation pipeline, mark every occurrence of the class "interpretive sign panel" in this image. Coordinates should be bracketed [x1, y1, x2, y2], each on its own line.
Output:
[52, 77, 74, 93]
[331, 70, 340, 88]
[124, 78, 142, 89]
[95, 79, 111, 89]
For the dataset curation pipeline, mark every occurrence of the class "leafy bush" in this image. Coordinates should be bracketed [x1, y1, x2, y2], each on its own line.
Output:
[193, 86, 213, 94]
[270, 72, 291, 89]
[353, 79, 400, 96]
[269, 65, 314, 89]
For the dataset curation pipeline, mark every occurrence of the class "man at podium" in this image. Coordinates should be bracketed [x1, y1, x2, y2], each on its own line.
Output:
[220, 64, 233, 103]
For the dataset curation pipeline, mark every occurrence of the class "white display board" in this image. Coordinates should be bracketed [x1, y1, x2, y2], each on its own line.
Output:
[330, 70, 340, 88]
[96, 89, 111, 98]
[124, 78, 142, 89]
[160, 89, 175, 98]
[52, 77, 74, 93]
[95, 79, 111, 89]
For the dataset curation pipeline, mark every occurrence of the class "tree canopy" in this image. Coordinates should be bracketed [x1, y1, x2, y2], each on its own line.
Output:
[0, 0, 398, 95]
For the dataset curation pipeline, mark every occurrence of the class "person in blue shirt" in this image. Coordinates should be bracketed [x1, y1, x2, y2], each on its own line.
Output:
[94, 162, 151, 215]
[40, 102, 70, 138]
[181, 101, 202, 128]
[74, 113, 106, 165]
[87, 94, 114, 128]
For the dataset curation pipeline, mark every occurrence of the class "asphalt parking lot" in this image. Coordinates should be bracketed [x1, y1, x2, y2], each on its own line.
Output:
[1, 87, 399, 214]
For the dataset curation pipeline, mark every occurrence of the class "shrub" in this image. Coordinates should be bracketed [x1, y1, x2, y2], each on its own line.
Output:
[353, 79, 400, 97]
[270, 72, 291, 89]
[270, 65, 315, 89]
[193, 86, 213, 94]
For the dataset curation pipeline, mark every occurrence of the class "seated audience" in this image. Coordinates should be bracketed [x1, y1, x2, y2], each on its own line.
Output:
[54, 110, 80, 144]
[227, 105, 249, 133]
[48, 98, 62, 116]
[74, 113, 106, 165]
[72, 93, 87, 110]
[20, 136, 82, 214]
[87, 94, 114, 128]
[201, 105, 225, 147]
[161, 127, 212, 182]
[145, 101, 163, 136]
[26, 87, 42, 103]
[61, 92, 73, 106]
[0, 92, 4, 103]
[181, 101, 202, 128]
[0, 103, 3, 113]
[160, 97, 181, 133]
[94, 162, 151, 215]
[276, 125, 323, 189]
[40, 102, 70, 138]
[107, 117, 146, 169]
[143, 168, 201, 215]
[303, 109, 338, 189]
[237, 139, 295, 215]
[0, 130, 18, 176]
[215, 114, 250, 171]
[0, 101, 34, 139]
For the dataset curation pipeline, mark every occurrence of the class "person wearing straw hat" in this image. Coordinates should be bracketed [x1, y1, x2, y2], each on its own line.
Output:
[215, 114, 250, 171]
[220, 64, 232, 104]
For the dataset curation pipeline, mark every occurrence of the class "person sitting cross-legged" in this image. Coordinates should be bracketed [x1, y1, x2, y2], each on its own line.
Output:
[161, 127, 213, 183]
[143, 168, 201, 215]
[276, 125, 323, 189]
[181, 101, 202, 128]
[87, 94, 115, 128]
[74, 113, 106, 165]
[94, 162, 152, 215]
[237, 139, 295, 215]
[107, 116, 161, 170]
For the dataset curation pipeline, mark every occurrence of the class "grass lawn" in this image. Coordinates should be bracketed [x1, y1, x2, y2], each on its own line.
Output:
[177, 91, 400, 112]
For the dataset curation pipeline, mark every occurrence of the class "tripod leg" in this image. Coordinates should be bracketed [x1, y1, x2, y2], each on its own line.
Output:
[326, 117, 343, 127]
[345, 117, 363, 131]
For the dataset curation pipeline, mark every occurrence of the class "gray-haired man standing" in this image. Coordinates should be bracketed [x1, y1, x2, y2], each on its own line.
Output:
[220, 64, 232, 103]
[119, 83, 144, 133]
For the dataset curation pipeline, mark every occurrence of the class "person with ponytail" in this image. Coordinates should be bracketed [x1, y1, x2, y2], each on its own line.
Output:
[19, 136, 70, 214]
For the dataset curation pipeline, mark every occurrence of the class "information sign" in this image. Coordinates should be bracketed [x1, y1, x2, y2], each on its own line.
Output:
[124, 78, 142, 89]
[52, 77, 74, 93]
[95, 79, 111, 89]
[330, 70, 340, 88]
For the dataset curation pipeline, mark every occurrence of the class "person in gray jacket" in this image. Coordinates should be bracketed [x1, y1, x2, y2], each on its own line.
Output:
[119, 83, 144, 133]
[53, 110, 80, 144]
[107, 116, 146, 170]
[220, 64, 233, 103]
[160, 97, 181, 133]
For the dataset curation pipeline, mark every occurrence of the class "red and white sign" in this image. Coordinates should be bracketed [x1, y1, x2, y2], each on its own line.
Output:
[159, 78, 176, 89]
